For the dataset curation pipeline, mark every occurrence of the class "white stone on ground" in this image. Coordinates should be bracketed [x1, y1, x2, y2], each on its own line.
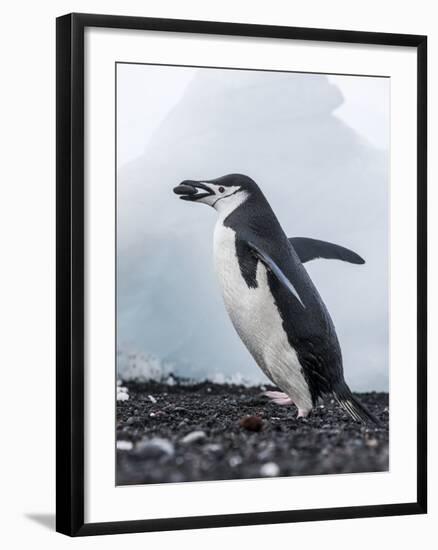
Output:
[204, 443, 222, 453]
[136, 437, 175, 458]
[229, 455, 242, 467]
[260, 462, 280, 477]
[180, 430, 207, 444]
[117, 440, 133, 451]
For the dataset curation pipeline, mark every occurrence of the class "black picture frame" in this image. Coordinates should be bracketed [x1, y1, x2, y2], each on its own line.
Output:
[56, 12, 427, 537]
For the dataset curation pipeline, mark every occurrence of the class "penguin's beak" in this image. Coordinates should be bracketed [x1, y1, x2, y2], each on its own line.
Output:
[173, 180, 214, 202]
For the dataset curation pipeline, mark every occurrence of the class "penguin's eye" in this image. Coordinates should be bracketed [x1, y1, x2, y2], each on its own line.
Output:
[218, 186, 225, 193]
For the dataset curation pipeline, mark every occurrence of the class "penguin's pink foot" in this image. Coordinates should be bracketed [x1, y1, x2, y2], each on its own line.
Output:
[297, 408, 311, 418]
[264, 391, 294, 406]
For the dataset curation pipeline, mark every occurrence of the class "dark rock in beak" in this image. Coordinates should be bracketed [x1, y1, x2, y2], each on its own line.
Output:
[173, 183, 197, 196]
[173, 180, 214, 202]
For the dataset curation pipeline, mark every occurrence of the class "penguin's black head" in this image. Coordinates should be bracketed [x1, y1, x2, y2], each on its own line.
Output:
[173, 174, 260, 213]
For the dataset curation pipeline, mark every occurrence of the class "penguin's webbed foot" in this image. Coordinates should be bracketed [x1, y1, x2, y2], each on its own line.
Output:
[264, 391, 294, 406]
[297, 408, 311, 419]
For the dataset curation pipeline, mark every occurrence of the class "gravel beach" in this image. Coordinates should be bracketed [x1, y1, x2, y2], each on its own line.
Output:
[116, 381, 389, 485]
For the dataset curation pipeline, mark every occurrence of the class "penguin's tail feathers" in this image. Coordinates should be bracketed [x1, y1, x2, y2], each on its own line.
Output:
[333, 381, 380, 426]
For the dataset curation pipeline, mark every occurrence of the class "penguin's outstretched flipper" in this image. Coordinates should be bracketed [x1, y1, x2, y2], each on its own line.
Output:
[248, 241, 306, 308]
[333, 381, 380, 425]
[289, 237, 365, 265]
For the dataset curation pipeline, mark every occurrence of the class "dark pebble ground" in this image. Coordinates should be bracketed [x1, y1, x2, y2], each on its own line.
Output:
[117, 381, 389, 485]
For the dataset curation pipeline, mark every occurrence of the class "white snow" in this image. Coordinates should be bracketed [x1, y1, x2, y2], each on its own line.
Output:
[117, 350, 174, 382]
[117, 349, 266, 387]
[117, 384, 129, 401]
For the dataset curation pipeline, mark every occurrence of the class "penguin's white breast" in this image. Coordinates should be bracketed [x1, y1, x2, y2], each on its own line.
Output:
[213, 222, 312, 409]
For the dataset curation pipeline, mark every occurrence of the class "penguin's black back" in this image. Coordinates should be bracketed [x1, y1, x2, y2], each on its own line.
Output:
[224, 193, 344, 403]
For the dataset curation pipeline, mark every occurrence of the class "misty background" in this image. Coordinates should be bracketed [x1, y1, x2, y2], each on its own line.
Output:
[116, 64, 389, 391]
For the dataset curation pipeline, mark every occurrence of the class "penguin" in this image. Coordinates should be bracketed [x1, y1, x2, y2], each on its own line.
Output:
[173, 174, 378, 424]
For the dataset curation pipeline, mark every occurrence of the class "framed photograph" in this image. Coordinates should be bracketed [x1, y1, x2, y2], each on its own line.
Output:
[56, 13, 427, 536]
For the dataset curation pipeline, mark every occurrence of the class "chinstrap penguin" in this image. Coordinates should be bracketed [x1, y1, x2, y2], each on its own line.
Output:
[173, 174, 378, 424]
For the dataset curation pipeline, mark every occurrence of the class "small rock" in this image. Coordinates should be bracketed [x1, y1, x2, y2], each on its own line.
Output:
[239, 415, 263, 432]
[135, 437, 174, 459]
[229, 455, 242, 467]
[204, 443, 223, 453]
[148, 394, 157, 404]
[260, 462, 280, 477]
[117, 440, 133, 451]
[181, 430, 207, 444]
